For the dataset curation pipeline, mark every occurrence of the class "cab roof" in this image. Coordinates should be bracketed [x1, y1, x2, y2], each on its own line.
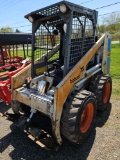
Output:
[25, 1, 97, 21]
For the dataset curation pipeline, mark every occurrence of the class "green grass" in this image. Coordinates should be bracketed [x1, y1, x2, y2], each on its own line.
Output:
[16, 50, 32, 58]
[111, 45, 120, 99]
[17, 49, 59, 61]
[8, 50, 32, 59]
[111, 43, 120, 48]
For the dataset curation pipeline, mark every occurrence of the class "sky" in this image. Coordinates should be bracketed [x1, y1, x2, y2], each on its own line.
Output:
[0, 0, 120, 33]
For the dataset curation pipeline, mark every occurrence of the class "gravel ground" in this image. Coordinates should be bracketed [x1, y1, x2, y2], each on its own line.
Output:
[0, 98, 120, 160]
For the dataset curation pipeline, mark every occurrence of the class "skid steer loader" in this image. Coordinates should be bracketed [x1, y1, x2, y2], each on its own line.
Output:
[10, 1, 112, 149]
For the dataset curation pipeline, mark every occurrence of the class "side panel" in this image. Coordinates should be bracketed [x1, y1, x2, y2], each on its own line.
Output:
[102, 33, 111, 74]
[53, 34, 106, 144]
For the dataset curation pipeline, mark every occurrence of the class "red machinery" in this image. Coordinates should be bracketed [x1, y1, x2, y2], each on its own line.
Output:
[0, 33, 31, 104]
[0, 33, 31, 66]
[0, 59, 30, 104]
[0, 45, 24, 66]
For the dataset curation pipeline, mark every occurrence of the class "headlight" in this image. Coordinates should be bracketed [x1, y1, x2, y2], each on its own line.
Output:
[59, 4, 67, 13]
[28, 16, 34, 23]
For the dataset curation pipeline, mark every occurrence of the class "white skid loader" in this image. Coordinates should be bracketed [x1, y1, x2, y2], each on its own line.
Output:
[9, 1, 112, 150]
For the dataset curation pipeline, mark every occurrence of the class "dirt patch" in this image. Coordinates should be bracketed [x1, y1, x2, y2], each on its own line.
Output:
[0, 99, 120, 160]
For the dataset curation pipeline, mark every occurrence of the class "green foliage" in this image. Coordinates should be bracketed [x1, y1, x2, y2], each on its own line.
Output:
[0, 26, 14, 32]
[111, 33, 120, 41]
[98, 13, 120, 40]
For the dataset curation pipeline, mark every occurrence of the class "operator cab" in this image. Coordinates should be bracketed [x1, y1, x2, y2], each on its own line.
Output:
[25, 1, 98, 88]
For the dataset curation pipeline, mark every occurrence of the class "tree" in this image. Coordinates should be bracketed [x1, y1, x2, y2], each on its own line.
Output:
[97, 13, 120, 40]
[98, 13, 120, 35]
[16, 29, 21, 33]
[0, 26, 14, 32]
[104, 13, 120, 33]
[97, 16, 107, 35]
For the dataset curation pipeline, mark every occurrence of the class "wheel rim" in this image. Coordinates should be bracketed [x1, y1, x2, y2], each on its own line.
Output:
[103, 82, 111, 103]
[80, 103, 94, 133]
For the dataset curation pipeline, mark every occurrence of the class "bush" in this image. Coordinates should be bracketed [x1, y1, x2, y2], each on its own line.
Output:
[111, 33, 120, 41]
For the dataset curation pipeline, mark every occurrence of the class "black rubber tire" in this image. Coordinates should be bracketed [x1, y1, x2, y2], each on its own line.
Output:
[89, 74, 112, 110]
[60, 90, 97, 144]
